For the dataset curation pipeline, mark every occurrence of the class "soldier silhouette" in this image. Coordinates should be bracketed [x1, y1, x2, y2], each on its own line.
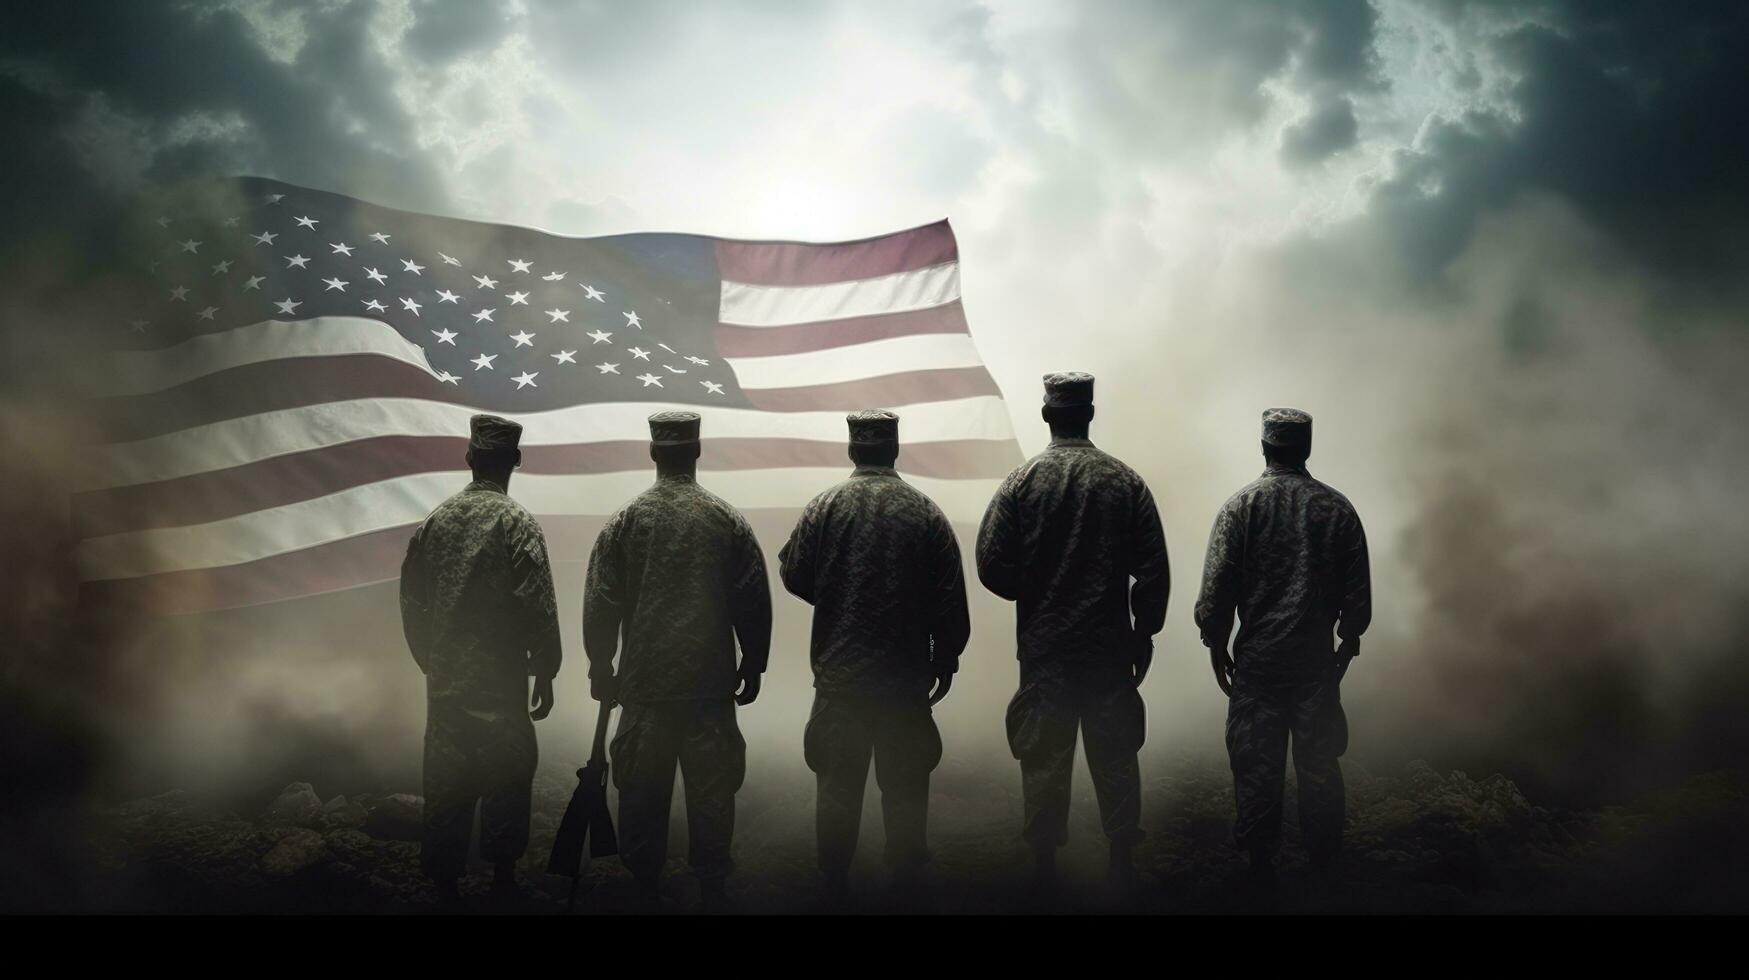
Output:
[582, 411, 772, 912]
[778, 410, 970, 907]
[399, 414, 561, 911]
[1194, 408, 1372, 896]
[977, 373, 1170, 900]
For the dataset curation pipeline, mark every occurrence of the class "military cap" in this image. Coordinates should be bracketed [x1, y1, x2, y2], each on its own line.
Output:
[648, 410, 702, 446]
[1261, 407, 1313, 447]
[1042, 371, 1095, 408]
[468, 414, 523, 452]
[847, 409, 899, 445]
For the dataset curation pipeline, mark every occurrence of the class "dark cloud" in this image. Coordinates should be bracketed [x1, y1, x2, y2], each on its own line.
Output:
[1279, 95, 1358, 167]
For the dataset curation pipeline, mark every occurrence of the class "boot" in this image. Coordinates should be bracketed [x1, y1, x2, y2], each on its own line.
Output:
[698, 876, 734, 914]
[821, 869, 853, 911]
[1030, 845, 1060, 908]
[1109, 839, 1136, 901]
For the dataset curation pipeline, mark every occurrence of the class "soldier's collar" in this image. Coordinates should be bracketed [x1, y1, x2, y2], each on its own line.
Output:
[1263, 461, 1310, 477]
[465, 477, 508, 494]
[1048, 436, 1095, 449]
[655, 471, 697, 484]
[851, 464, 899, 478]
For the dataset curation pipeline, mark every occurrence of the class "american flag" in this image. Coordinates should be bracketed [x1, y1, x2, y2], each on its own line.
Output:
[76, 177, 1021, 614]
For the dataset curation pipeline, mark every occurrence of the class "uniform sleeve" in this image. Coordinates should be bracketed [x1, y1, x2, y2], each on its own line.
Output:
[1128, 481, 1171, 638]
[582, 514, 625, 682]
[975, 473, 1024, 601]
[1193, 501, 1244, 650]
[399, 522, 433, 674]
[1336, 506, 1372, 643]
[506, 509, 562, 680]
[777, 498, 821, 605]
[928, 512, 971, 672]
[730, 519, 773, 674]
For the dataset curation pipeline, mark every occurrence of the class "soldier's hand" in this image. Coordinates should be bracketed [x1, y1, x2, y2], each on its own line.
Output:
[530, 675, 556, 721]
[1132, 633, 1154, 688]
[1210, 646, 1234, 698]
[928, 670, 954, 706]
[590, 673, 618, 706]
[735, 668, 762, 706]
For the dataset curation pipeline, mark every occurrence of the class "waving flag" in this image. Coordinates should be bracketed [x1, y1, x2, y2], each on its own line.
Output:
[76, 177, 1021, 613]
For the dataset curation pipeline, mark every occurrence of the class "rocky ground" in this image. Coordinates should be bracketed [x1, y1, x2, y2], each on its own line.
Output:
[68, 756, 1749, 914]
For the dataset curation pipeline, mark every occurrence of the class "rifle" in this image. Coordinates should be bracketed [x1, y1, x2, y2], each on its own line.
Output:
[547, 699, 618, 911]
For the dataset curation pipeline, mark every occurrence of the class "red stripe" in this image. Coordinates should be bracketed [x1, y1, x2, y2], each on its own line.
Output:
[714, 221, 957, 287]
[73, 435, 1023, 537]
[743, 367, 1001, 412]
[713, 301, 967, 357]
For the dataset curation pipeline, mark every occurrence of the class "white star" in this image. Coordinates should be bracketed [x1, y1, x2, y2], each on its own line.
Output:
[686, 355, 710, 366]
[508, 258, 532, 273]
[252, 231, 277, 245]
[284, 254, 310, 268]
[400, 297, 422, 316]
[266, 193, 285, 204]
[662, 364, 687, 374]
[657, 343, 678, 354]
[582, 284, 605, 302]
[438, 252, 460, 266]
[636, 373, 663, 388]
[243, 276, 264, 291]
[542, 271, 566, 281]
[275, 297, 302, 314]
[586, 329, 612, 344]
[623, 311, 642, 329]
[506, 290, 529, 305]
[222, 216, 240, 228]
[545, 308, 570, 323]
[472, 308, 496, 323]
[552, 349, 577, 364]
[510, 330, 535, 348]
[127, 319, 149, 333]
[155, 216, 171, 228]
[436, 289, 460, 304]
[196, 306, 219, 320]
[363, 299, 387, 312]
[431, 327, 457, 345]
[512, 371, 539, 389]
[364, 267, 388, 284]
[294, 215, 319, 229]
[473, 274, 498, 289]
[401, 259, 425, 275]
[330, 242, 354, 256]
[436, 371, 460, 385]
[701, 381, 725, 395]
[472, 353, 497, 370]
[322, 277, 349, 292]
[210, 260, 232, 275]
[369, 232, 391, 244]
[627, 346, 651, 360]
[168, 285, 190, 301]
[596, 362, 620, 374]
[179, 239, 201, 253]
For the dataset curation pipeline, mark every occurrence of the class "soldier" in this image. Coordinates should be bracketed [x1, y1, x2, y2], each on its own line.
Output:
[778, 410, 971, 905]
[399, 414, 561, 910]
[976, 373, 1169, 896]
[582, 411, 772, 912]
[1194, 408, 1371, 893]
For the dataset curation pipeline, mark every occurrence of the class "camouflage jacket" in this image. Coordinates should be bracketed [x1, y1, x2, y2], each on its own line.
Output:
[582, 474, 772, 703]
[976, 437, 1170, 664]
[1193, 461, 1371, 685]
[400, 478, 562, 710]
[779, 464, 971, 701]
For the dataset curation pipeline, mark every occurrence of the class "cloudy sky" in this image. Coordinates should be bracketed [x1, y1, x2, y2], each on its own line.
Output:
[4, 0, 1748, 804]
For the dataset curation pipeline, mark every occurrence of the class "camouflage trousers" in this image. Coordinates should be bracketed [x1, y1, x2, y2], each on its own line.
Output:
[1005, 660, 1146, 849]
[421, 703, 538, 881]
[1225, 675, 1348, 860]
[803, 694, 944, 876]
[611, 699, 747, 884]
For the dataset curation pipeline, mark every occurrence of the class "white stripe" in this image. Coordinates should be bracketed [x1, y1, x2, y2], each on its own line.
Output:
[78, 395, 1018, 492]
[724, 333, 989, 390]
[103, 318, 435, 396]
[719, 262, 960, 327]
[77, 469, 1002, 580]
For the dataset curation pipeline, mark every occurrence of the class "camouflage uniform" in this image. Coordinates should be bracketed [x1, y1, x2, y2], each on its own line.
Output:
[779, 411, 971, 876]
[977, 375, 1170, 851]
[1194, 409, 1371, 861]
[400, 464, 561, 882]
[582, 415, 772, 885]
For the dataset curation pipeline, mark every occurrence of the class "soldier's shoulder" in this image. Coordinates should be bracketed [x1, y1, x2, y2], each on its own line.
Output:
[694, 481, 756, 531]
[1309, 476, 1362, 517]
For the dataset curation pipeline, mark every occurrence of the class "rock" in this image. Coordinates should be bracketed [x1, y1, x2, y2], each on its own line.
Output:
[262, 782, 324, 827]
[363, 793, 424, 841]
[321, 798, 369, 830]
[259, 828, 330, 877]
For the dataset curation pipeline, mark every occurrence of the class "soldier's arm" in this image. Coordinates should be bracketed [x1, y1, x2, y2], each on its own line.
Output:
[1193, 502, 1243, 651]
[776, 499, 820, 605]
[399, 523, 433, 674]
[581, 516, 625, 684]
[974, 475, 1023, 600]
[929, 513, 972, 672]
[731, 521, 774, 676]
[507, 510, 562, 680]
[1337, 506, 1372, 647]
[1129, 481, 1171, 639]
